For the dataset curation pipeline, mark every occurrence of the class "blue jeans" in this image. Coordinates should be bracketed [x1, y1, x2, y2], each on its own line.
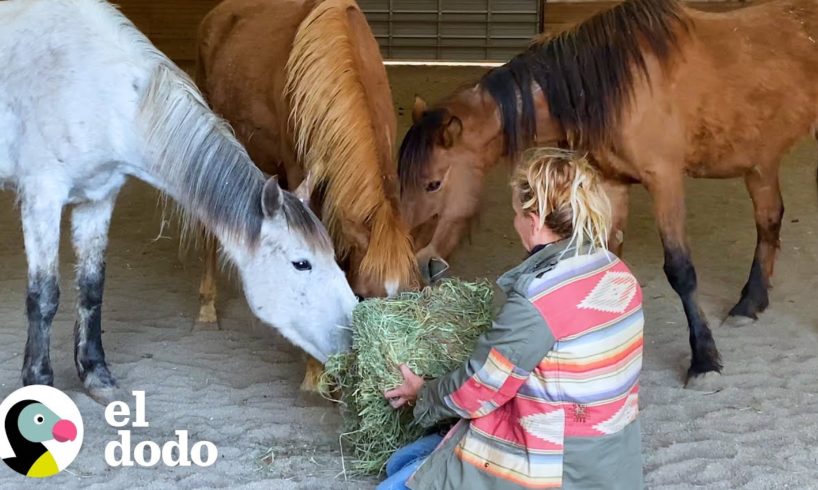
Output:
[376, 434, 443, 490]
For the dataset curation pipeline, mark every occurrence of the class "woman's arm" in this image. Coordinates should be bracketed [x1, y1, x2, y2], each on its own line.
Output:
[402, 292, 555, 428]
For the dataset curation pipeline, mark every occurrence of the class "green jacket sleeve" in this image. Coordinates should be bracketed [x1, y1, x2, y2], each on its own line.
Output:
[412, 292, 555, 428]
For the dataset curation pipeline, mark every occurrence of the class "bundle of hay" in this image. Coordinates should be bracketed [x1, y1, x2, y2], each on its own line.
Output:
[320, 279, 494, 476]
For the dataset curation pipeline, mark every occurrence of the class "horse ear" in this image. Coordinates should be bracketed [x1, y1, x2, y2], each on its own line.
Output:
[440, 116, 463, 148]
[294, 172, 313, 205]
[412, 95, 428, 123]
[261, 176, 284, 218]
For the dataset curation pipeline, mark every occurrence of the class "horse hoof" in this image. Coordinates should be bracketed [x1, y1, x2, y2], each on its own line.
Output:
[727, 298, 765, 322]
[193, 319, 220, 331]
[297, 366, 330, 407]
[299, 372, 322, 393]
[686, 341, 722, 387]
[683, 371, 724, 392]
[721, 315, 755, 328]
[195, 303, 219, 329]
[82, 366, 121, 405]
[87, 384, 124, 405]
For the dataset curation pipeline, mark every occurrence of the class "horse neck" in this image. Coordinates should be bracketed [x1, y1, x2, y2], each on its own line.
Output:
[453, 87, 506, 172]
[531, 85, 564, 147]
[359, 203, 420, 295]
[483, 83, 559, 161]
[286, 0, 417, 292]
[138, 63, 264, 260]
[474, 71, 562, 161]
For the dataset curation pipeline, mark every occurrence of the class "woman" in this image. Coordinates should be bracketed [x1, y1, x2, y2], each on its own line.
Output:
[382, 148, 645, 489]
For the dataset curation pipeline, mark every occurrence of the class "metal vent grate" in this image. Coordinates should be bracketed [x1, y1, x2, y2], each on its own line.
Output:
[359, 0, 542, 62]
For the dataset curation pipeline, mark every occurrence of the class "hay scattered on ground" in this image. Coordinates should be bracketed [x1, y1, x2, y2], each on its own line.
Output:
[320, 279, 494, 476]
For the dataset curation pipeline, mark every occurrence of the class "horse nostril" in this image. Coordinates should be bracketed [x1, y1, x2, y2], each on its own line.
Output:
[355, 294, 364, 302]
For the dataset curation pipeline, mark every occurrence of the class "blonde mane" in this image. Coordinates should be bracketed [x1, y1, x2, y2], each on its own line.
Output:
[285, 0, 419, 291]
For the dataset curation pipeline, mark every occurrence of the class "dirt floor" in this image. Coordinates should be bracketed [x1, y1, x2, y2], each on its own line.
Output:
[2, 66, 818, 489]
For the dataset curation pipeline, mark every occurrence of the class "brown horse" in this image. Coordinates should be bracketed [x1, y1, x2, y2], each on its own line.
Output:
[197, 0, 421, 387]
[399, 0, 818, 382]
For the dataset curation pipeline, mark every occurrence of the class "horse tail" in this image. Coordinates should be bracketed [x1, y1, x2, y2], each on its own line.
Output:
[285, 0, 420, 293]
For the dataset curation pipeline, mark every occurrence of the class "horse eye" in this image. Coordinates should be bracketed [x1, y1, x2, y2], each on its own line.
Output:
[425, 181, 442, 193]
[292, 260, 312, 271]
[34, 414, 44, 425]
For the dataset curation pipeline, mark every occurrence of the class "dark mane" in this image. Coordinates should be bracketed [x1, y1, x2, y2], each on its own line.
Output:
[484, 0, 689, 153]
[398, 108, 449, 194]
[398, 0, 689, 191]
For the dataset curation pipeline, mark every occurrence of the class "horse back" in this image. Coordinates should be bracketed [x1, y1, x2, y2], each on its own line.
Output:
[690, 0, 818, 77]
[621, 0, 818, 178]
[0, 0, 157, 184]
[197, 0, 320, 178]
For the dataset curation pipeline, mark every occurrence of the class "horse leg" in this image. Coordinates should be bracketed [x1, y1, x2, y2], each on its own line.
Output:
[71, 195, 120, 403]
[728, 170, 783, 321]
[603, 180, 630, 257]
[20, 193, 65, 386]
[195, 235, 220, 328]
[647, 174, 722, 381]
[300, 356, 324, 392]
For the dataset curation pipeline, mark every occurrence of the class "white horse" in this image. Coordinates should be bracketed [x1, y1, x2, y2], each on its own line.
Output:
[0, 0, 358, 402]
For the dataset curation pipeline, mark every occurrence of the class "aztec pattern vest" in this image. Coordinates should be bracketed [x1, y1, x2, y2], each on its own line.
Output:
[447, 250, 643, 488]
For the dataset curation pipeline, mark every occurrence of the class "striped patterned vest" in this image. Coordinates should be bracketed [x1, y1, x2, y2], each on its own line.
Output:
[454, 251, 644, 488]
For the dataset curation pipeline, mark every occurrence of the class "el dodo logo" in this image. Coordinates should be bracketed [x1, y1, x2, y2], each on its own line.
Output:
[104, 391, 217, 468]
[0, 386, 82, 478]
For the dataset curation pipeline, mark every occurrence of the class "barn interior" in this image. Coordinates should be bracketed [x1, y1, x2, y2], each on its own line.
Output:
[0, 1, 816, 488]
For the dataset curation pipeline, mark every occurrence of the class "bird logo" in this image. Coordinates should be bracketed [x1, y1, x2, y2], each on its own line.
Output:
[0, 386, 83, 478]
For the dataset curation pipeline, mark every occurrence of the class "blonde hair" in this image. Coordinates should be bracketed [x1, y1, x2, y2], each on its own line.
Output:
[511, 148, 612, 253]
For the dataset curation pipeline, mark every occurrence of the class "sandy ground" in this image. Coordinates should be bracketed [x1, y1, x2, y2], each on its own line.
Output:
[1, 66, 818, 489]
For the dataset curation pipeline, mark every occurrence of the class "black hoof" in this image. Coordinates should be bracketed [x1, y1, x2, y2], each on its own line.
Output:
[686, 339, 723, 384]
[22, 363, 53, 386]
[685, 362, 722, 387]
[721, 315, 755, 328]
[728, 295, 768, 320]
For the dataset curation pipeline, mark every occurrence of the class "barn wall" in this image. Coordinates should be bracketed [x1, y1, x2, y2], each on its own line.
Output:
[360, 0, 542, 61]
[114, 0, 757, 68]
[116, 0, 220, 71]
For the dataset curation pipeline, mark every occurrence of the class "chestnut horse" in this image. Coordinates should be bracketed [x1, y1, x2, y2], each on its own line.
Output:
[399, 0, 818, 382]
[198, 0, 421, 388]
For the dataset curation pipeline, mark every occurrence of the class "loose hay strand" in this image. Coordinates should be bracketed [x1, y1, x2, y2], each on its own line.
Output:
[320, 279, 494, 475]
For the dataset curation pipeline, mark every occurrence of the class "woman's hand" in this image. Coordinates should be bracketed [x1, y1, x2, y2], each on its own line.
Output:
[384, 364, 425, 409]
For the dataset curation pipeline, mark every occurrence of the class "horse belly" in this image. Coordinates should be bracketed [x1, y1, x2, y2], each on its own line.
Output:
[67, 163, 127, 204]
[684, 159, 750, 179]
